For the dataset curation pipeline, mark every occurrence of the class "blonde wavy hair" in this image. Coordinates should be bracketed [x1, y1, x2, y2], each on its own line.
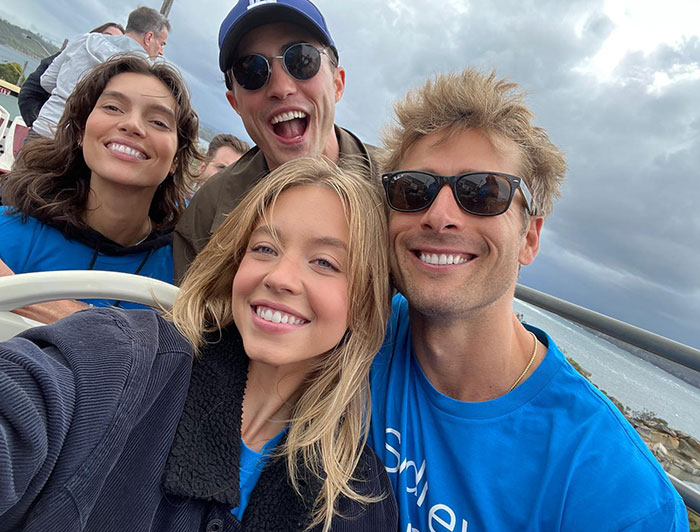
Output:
[382, 68, 567, 217]
[171, 157, 390, 531]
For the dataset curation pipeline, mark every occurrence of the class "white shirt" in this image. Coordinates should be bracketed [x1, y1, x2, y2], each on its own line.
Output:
[34, 33, 147, 138]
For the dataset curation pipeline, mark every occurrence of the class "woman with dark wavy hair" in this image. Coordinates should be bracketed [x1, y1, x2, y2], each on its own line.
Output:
[0, 54, 199, 317]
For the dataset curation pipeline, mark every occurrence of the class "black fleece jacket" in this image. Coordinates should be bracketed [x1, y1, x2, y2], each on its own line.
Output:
[163, 326, 399, 531]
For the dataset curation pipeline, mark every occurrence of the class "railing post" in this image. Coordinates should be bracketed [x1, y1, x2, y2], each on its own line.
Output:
[160, 0, 174, 17]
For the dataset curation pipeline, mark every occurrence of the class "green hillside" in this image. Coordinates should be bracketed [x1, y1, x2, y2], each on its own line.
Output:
[0, 18, 59, 59]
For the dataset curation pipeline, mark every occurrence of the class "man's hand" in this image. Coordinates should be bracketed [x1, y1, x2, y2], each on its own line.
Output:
[0, 259, 89, 324]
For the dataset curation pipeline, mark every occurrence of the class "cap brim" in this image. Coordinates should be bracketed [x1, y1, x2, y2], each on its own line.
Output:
[219, 5, 332, 72]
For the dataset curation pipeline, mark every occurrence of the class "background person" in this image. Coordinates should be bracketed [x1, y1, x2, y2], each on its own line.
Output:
[0, 54, 198, 322]
[18, 21, 125, 127]
[0, 157, 397, 532]
[174, 0, 379, 283]
[369, 68, 689, 531]
[197, 133, 250, 182]
[32, 6, 170, 138]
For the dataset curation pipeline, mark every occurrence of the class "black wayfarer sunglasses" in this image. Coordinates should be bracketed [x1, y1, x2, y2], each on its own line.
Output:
[382, 170, 534, 217]
[230, 42, 334, 91]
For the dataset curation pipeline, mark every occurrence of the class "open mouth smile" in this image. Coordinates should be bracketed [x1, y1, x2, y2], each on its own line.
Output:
[270, 110, 308, 141]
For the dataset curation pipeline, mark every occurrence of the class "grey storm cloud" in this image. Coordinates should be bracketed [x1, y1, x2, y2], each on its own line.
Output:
[2, 0, 697, 348]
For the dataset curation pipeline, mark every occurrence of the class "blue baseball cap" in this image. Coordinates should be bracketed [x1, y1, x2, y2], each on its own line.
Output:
[218, 0, 338, 73]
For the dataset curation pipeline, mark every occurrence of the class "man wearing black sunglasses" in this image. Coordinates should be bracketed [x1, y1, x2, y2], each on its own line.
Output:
[368, 69, 688, 531]
[173, 0, 376, 282]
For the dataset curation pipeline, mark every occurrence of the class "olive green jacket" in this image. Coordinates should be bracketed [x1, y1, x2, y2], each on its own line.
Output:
[173, 126, 381, 284]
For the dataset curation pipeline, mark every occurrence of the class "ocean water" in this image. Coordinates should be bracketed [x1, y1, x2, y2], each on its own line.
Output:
[0, 44, 40, 74]
[515, 300, 700, 441]
[0, 44, 40, 119]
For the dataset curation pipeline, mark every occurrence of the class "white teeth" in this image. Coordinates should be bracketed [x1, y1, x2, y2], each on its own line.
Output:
[270, 110, 307, 124]
[419, 252, 469, 265]
[108, 143, 146, 160]
[255, 306, 307, 325]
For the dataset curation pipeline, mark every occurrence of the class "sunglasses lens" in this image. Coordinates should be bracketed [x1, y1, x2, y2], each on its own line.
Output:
[232, 54, 269, 90]
[284, 43, 322, 80]
[387, 172, 438, 211]
[456, 173, 512, 215]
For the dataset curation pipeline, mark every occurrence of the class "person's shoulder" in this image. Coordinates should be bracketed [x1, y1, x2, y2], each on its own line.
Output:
[68, 32, 92, 47]
[529, 329, 686, 529]
[336, 125, 386, 175]
[86, 33, 142, 59]
[56, 33, 91, 57]
[0, 208, 46, 264]
[0, 206, 26, 226]
[332, 442, 398, 530]
[0, 210, 56, 238]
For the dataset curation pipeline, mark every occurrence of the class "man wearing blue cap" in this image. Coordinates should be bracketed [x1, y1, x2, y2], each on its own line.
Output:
[173, 0, 376, 282]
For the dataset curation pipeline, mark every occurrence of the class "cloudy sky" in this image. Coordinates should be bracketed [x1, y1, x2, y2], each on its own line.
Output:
[3, 0, 699, 349]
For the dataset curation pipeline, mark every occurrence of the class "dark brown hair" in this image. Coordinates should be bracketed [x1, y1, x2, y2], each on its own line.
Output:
[90, 22, 125, 34]
[2, 54, 201, 230]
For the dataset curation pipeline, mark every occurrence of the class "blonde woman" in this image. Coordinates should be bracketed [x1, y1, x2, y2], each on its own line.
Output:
[0, 157, 396, 531]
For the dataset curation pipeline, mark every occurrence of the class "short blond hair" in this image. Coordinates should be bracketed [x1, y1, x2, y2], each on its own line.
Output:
[171, 157, 390, 531]
[382, 68, 567, 217]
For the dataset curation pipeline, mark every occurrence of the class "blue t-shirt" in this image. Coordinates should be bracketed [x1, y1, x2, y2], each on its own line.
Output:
[231, 429, 286, 519]
[369, 294, 689, 532]
[0, 207, 173, 309]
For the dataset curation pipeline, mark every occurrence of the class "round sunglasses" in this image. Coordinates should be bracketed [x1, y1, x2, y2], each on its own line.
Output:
[382, 170, 534, 216]
[230, 43, 333, 91]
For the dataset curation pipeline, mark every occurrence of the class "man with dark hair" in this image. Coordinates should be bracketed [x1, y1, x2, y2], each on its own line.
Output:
[173, 0, 378, 283]
[18, 22, 124, 127]
[198, 133, 250, 182]
[123, 6, 171, 56]
[32, 7, 170, 138]
[369, 68, 689, 531]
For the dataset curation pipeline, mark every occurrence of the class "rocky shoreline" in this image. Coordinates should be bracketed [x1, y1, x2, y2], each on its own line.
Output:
[631, 413, 700, 486]
[568, 357, 700, 487]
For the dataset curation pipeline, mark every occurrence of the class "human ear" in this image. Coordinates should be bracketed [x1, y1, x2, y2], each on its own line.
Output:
[518, 216, 543, 266]
[225, 90, 241, 116]
[333, 66, 346, 103]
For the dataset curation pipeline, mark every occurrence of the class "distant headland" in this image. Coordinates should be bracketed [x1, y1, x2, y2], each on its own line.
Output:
[0, 18, 60, 59]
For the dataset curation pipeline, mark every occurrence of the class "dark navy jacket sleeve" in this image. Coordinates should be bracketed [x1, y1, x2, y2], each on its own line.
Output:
[0, 308, 193, 529]
[0, 328, 76, 515]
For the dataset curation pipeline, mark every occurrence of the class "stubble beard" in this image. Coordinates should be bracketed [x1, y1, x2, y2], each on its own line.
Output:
[391, 253, 521, 324]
